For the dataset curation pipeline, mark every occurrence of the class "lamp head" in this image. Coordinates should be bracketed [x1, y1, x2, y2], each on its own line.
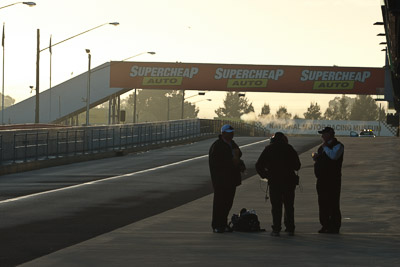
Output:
[147, 52, 156, 55]
[109, 22, 120, 26]
[85, 49, 91, 54]
[23, 2, 36, 6]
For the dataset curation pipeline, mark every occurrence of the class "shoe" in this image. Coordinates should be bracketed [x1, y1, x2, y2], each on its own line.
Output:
[224, 226, 233, 232]
[318, 228, 329, 234]
[288, 231, 295, 236]
[213, 228, 225, 233]
[270, 231, 280, 237]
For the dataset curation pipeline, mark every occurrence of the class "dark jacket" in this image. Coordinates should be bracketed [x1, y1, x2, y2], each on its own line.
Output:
[314, 138, 344, 180]
[209, 135, 242, 188]
[255, 140, 301, 185]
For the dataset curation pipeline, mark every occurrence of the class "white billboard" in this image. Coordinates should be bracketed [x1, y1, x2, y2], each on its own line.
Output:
[262, 119, 396, 137]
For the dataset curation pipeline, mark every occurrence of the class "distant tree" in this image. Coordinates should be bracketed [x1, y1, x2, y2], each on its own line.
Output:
[303, 102, 322, 120]
[0, 93, 15, 108]
[125, 89, 199, 122]
[323, 104, 339, 120]
[293, 114, 301, 119]
[349, 95, 379, 121]
[259, 103, 270, 116]
[275, 106, 292, 120]
[337, 96, 350, 120]
[215, 92, 254, 119]
[378, 104, 386, 121]
[324, 95, 353, 120]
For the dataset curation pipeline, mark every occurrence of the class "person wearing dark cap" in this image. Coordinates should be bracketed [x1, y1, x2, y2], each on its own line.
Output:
[255, 132, 301, 236]
[209, 124, 244, 233]
[312, 126, 344, 234]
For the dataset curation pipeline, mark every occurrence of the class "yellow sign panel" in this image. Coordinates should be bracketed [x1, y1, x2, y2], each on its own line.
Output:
[143, 77, 183, 86]
[227, 79, 268, 88]
[313, 81, 354, 90]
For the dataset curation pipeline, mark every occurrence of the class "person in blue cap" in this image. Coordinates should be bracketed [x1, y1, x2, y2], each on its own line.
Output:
[209, 124, 244, 233]
[312, 126, 344, 234]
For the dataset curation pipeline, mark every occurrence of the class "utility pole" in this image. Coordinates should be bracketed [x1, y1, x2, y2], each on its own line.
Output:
[35, 29, 40, 123]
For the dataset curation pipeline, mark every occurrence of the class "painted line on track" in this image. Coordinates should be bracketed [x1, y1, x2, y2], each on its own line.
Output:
[0, 139, 268, 204]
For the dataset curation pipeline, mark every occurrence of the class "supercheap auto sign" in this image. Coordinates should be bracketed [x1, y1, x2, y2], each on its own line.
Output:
[109, 62, 384, 94]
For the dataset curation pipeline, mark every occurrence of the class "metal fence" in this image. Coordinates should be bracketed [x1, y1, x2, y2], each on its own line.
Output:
[0, 119, 268, 165]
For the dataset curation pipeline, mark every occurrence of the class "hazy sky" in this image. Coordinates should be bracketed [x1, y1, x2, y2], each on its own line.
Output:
[1, 0, 385, 119]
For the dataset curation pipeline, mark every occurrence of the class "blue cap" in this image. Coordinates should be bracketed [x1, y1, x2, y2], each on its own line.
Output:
[221, 124, 234, 133]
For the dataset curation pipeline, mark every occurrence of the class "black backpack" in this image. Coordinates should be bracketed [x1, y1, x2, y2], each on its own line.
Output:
[229, 208, 265, 232]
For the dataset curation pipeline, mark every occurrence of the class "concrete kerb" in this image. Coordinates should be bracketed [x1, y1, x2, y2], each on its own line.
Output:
[21, 137, 400, 266]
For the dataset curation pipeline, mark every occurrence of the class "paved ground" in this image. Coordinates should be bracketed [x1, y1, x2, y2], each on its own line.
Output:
[21, 137, 400, 267]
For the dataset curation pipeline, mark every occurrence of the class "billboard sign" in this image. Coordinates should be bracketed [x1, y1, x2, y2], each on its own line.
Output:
[110, 62, 384, 95]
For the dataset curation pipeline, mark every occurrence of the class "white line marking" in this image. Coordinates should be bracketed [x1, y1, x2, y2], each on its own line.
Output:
[0, 139, 268, 204]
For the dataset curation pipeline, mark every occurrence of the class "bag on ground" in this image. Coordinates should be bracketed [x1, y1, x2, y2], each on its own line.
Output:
[229, 208, 265, 232]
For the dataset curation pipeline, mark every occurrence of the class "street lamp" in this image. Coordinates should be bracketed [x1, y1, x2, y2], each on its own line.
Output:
[1, 3, 36, 124]
[122, 51, 156, 62]
[166, 94, 172, 121]
[0, 2, 36, 9]
[193, 98, 212, 104]
[35, 22, 119, 123]
[181, 91, 206, 119]
[121, 52, 156, 123]
[85, 49, 91, 126]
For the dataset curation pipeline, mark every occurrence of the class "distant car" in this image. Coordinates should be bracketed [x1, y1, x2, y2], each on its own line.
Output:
[359, 129, 376, 137]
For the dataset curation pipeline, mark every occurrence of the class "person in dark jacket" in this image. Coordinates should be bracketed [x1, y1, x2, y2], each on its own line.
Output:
[312, 126, 344, 234]
[209, 124, 243, 233]
[255, 132, 301, 236]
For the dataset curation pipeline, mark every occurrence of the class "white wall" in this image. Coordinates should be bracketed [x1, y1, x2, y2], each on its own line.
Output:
[262, 119, 396, 136]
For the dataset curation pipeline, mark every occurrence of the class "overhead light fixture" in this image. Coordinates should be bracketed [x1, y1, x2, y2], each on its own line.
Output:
[23, 2, 36, 7]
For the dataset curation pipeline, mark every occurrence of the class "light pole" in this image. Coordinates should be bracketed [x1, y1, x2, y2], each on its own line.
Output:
[0, 2, 36, 9]
[85, 49, 91, 126]
[35, 22, 119, 123]
[1, 3, 36, 124]
[181, 92, 206, 119]
[1, 23, 4, 125]
[167, 96, 171, 121]
[122, 52, 156, 123]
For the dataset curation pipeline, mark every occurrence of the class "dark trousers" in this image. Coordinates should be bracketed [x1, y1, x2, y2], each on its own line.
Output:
[269, 184, 296, 232]
[212, 185, 236, 229]
[316, 178, 342, 231]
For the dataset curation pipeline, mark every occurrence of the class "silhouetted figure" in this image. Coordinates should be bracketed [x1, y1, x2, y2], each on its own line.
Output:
[256, 132, 301, 236]
[312, 127, 344, 234]
[209, 124, 243, 233]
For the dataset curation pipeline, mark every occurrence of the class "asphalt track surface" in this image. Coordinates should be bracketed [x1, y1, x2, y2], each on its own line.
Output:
[0, 136, 320, 266]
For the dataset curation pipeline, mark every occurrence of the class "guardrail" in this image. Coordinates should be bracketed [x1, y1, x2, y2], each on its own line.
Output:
[0, 119, 268, 166]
